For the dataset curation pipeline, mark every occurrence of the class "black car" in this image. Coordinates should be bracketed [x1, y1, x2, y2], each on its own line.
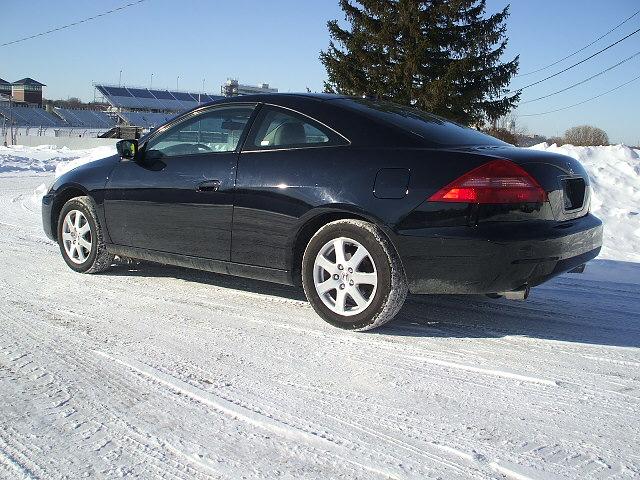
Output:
[42, 94, 603, 331]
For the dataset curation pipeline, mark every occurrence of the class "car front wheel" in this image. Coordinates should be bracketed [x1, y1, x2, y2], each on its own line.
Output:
[302, 219, 407, 331]
[57, 196, 114, 273]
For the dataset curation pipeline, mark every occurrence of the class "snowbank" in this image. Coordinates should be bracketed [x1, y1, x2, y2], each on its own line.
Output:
[529, 143, 640, 262]
[1, 143, 638, 262]
[0, 144, 115, 177]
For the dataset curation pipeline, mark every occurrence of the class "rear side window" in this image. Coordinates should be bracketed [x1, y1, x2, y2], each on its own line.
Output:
[338, 99, 508, 147]
[245, 106, 347, 150]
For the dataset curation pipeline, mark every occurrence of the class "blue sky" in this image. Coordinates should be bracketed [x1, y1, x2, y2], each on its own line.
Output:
[1, 0, 639, 144]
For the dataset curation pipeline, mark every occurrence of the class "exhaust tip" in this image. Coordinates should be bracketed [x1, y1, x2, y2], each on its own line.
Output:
[499, 286, 530, 301]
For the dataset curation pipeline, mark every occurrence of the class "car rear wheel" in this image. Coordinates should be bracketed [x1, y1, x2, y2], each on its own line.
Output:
[57, 196, 114, 273]
[302, 219, 407, 331]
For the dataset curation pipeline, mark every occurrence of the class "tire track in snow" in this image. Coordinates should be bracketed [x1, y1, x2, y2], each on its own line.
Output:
[149, 289, 560, 387]
[400, 354, 556, 386]
[8, 296, 424, 478]
[133, 352, 511, 480]
[5, 303, 418, 479]
[0, 433, 40, 480]
[145, 357, 481, 478]
[430, 443, 561, 480]
[121, 284, 640, 424]
[93, 350, 412, 480]
[319, 412, 477, 477]
[216, 301, 640, 412]
[0, 313, 217, 480]
[89, 276, 546, 391]
[278, 379, 570, 480]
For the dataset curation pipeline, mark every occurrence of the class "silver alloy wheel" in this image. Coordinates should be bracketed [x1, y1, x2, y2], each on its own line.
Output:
[62, 209, 92, 264]
[313, 237, 378, 316]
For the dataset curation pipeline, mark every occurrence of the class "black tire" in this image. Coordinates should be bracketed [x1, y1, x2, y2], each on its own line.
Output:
[302, 219, 408, 331]
[57, 196, 114, 274]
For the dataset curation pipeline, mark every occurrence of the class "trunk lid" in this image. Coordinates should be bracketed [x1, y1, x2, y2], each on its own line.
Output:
[470, 146, 591, 221]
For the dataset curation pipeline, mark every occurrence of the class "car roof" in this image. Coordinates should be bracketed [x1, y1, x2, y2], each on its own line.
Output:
[202, 92, 349, 106]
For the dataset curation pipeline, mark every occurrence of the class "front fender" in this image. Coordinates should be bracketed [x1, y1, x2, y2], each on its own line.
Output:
[45, 154, 119, 242]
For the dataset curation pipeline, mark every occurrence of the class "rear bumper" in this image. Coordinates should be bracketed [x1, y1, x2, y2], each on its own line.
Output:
[394, 213, 603, 294]
[42, 193, 55, 241]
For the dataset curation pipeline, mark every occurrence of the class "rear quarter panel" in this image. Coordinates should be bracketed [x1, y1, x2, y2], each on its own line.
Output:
[232, 145, 508, 272]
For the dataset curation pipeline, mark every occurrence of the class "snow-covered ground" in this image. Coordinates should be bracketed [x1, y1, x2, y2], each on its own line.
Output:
[0, 145, 638, 479]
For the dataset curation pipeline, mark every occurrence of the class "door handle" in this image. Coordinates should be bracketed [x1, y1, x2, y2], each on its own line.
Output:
[196, 180, 220, 192]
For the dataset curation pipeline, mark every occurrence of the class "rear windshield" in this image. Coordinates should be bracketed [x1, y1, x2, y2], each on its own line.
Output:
[336, 98, 508, 147]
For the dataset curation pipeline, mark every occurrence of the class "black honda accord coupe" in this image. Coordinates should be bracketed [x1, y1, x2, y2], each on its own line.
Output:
[42, 93, 603, 331]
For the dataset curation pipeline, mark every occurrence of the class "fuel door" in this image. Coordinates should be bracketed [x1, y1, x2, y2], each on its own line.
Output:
[373, 168, 410, 199]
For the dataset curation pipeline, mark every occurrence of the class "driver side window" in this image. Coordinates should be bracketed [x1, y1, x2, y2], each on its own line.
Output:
[146, 106, 254, 158]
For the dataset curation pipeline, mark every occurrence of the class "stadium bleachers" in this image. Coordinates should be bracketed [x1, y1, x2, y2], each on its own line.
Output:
[149, 89, 185, 111]
[96, 85, 222, 112]
[0, 103, 66, 127]
[54, 108, 115, 128]
[0, 102, 116, 129]
[118, 111, 177, 128]
[0, 84, 224, 132]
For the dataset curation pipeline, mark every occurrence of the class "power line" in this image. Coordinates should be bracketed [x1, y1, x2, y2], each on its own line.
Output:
[517, 9, 640, 77]
[521, 50, 640, 104]
[0, 0, 148, 47]
[514, 26, 640, 91]
[519, 73, 640, 116]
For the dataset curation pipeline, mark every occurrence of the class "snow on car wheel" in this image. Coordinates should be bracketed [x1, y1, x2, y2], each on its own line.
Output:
[57, 196, 114, 274]
[302, 219, 408, 331]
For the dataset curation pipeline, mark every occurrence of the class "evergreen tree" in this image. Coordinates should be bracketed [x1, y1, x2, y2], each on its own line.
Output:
[320, 0, 519, 125]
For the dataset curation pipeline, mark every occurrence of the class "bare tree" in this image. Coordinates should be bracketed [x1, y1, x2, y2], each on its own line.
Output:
[483, 126, 517, 145]
[496, 112, 525, 135]
[547, 136, 565, 146]
[486, 113, 529, 145]
[564, 125, 609, 146]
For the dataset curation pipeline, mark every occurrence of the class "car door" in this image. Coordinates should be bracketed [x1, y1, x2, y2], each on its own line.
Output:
[233, 105, 350, 269]
[104, 104, 256, 260]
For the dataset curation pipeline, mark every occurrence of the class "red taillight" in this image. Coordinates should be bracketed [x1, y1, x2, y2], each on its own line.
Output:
[428, 160, 547, 204]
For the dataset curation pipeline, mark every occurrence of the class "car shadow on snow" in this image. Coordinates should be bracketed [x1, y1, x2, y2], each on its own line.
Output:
[381, 259, 640, 348]
[103, 259, 640, 349]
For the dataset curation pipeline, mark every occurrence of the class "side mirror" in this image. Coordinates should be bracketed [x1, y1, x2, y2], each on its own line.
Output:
[116, 139, 138, 160]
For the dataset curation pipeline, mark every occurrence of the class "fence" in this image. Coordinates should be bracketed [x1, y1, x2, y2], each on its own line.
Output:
[2, 126, 116, 148]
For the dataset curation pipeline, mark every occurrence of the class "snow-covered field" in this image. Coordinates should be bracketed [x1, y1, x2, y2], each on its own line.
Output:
[0, 144, 638, 479]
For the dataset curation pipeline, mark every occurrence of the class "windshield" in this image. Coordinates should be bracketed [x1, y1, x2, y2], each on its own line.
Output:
[337, 98, 508, 147]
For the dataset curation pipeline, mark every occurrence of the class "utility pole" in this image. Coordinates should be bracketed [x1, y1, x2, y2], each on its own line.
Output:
[9, 93, 13, 146]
